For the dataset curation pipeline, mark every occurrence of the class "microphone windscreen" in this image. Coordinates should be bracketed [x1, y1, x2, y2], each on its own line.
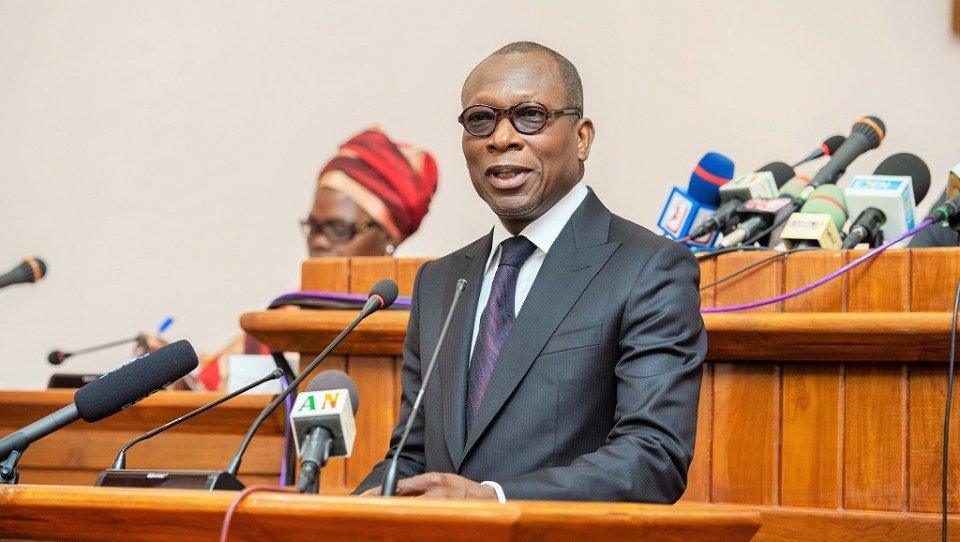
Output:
[779, 175, 811, 198]
[369, 279, 399, 309]
[47, 350, 68, 366]
[306, 370, 359, 413]
[801, 184, 848, 229]
[687, 152, 735, 206]
[73, 340, 199, 422]
[823, 135, 846, 156]
[873, 152, 931, 204]
[757, 162, 796, 188]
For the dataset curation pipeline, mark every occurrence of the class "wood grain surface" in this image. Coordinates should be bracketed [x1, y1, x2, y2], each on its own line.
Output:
[0, 485, 762, 542]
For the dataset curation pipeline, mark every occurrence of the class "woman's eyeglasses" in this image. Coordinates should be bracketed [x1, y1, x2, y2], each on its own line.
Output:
[301, 218, 379, 244]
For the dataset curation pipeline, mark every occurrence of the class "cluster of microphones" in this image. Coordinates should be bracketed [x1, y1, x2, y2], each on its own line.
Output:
[657, 115, 960, 251]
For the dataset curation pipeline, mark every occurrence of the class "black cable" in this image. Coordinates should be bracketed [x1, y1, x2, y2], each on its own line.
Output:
[694, 245, 769, 263]
[699, 247, 817, 291]
[943, 275, 960, 542]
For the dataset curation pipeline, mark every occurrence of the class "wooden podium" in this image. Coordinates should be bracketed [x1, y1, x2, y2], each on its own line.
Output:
[237, 248, 960, 540]
[0, 485, 762, 542]
[5, 249, 960, 541]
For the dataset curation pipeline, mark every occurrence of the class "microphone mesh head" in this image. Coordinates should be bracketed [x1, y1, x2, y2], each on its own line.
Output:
[73, 340, 199, 422]
[823, 135, 846, 156]
[687, 152, 735, 206]
[801, 184, 848, 228]
[369, 279, 399, 309]
[306, 370, 359, 413]
[873, 152, 931, 204]
[852, 116, 885, 149]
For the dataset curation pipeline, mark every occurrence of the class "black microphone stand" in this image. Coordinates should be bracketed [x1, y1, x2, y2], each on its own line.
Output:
[225, 281, 397, 478]
[382, 279, 467, 496]
[0, 450, 23, 485]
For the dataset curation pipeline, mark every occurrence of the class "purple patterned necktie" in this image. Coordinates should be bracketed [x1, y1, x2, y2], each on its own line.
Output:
[466, 235, 537, 431]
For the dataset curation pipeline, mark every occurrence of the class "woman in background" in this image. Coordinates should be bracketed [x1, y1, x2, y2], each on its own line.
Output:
[146, 127, 439, 389]
[303, 127, 438, 257]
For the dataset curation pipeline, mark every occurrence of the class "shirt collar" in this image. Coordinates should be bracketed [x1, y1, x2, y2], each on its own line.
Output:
[485, 181, 589, 271]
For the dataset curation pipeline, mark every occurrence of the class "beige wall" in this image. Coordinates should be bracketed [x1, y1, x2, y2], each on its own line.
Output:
[1, 1, 959, 389]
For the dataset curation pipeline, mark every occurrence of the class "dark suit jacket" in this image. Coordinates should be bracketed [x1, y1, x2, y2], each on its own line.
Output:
[356, 190, 706, 502]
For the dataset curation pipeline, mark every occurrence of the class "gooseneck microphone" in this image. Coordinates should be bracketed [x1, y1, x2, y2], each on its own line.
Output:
[810, 116, 886, 187]
[382, 278, 467, 497]
[291, 371, 360, 493]
[0, 257, 46, 291]
[0, 340, 198, 483]
[110, 369, 283, 470]
[225, 279, 398, 478]
[48, 336, 143, 365]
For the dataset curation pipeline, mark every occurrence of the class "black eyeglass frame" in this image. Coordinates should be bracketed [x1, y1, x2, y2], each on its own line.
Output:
[457, 100, 583, 137]
[300, 218, 380, 244]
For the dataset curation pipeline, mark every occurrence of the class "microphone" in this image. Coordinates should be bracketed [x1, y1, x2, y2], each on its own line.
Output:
[842, 153, 932, 249]
[657, 152, 735, 248]
[0, 340, 198, 483]
[793, 135, 846, 167]
[48, 336, 142, 366]
[49, 319, 176, 365]
[225, 279, 398, 478]
[811, 116, 886, 187]
[0, 257, 46, 291]
[717, 196, 796, 248]
[689, 161, 795, 239]
[382, 278, 468, 497]
[290, 371, 359, 493]
[781, 185, 849, 249]
[108, 369, 283, 470]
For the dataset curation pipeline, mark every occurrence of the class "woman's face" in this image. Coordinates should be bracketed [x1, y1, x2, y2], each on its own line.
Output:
[305, 187, 393, 258]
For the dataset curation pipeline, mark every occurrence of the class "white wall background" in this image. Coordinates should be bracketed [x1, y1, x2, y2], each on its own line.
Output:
[1, 1, 958, 389]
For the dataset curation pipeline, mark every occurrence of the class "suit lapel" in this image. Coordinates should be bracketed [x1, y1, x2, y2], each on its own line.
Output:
[462, 191, 621, 458]
[438, 233, 490, 470]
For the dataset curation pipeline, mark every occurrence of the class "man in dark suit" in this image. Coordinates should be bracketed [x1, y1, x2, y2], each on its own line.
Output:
[357, 41, 706, 502]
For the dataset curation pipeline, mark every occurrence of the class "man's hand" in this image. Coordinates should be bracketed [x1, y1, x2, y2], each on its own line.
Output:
[360, 473, 497, 500]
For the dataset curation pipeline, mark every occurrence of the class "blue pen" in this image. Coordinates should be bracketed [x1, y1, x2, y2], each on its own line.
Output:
[156, 316, 174, 337]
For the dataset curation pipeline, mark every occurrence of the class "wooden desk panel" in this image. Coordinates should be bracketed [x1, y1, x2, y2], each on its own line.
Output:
[0, 485, 762, 542]
[1, 391, 284, 487]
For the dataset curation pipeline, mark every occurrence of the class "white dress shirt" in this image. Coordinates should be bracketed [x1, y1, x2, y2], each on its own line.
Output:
[470, 181, 589, 353]
[472, 181, 588, 503]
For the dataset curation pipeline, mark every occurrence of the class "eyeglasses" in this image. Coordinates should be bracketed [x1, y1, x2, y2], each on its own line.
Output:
[300, 218, 379, 244]
[457, 101, 582, 137]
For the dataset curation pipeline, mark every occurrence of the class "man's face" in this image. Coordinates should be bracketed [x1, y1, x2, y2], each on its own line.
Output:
[460, 52, 594, 234]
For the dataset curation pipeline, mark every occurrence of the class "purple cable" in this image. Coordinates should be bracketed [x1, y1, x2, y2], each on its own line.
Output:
[273, 290, 411, 308]
[278, 375, 294, 486]
[701, 218, 933, 313]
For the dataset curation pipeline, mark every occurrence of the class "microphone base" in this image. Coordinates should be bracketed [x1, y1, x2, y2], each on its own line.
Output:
[94, 469, 245, 491]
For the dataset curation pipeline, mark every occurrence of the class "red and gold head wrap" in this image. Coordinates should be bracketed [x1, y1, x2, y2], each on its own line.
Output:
[318, 128, 438, 243]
